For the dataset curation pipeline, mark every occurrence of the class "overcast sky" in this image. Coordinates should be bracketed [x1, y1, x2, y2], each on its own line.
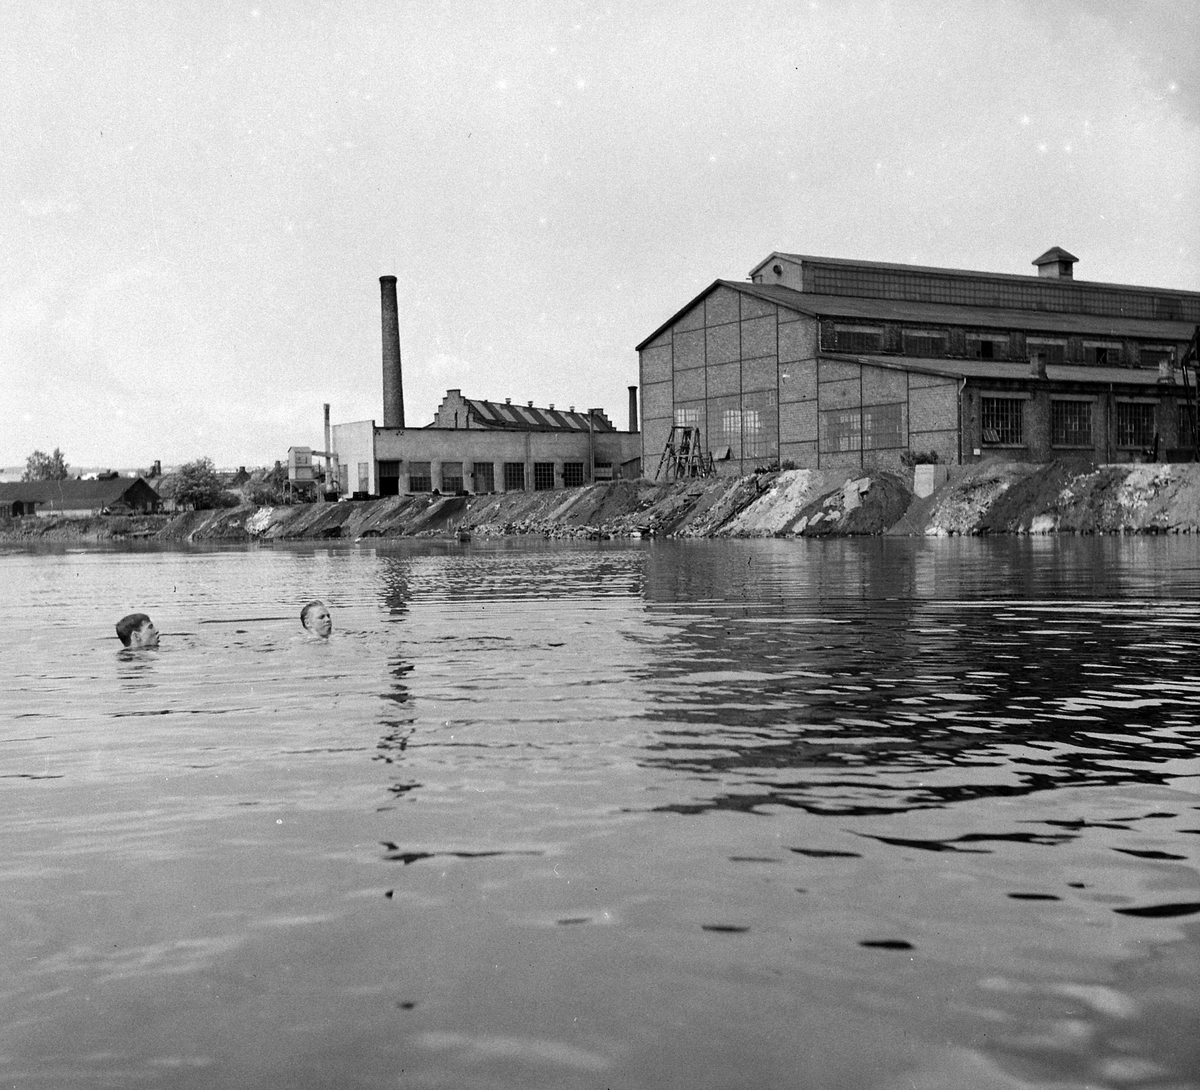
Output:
[3, 1, 1197, 471]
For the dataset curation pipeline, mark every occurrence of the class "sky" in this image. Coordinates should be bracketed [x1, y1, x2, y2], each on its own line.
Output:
[2, 1, 1198, 472]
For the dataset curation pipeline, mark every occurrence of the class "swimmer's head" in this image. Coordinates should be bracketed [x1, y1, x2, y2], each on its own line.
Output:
[116, 613, 159, 649]
[300, 600, 332, 639]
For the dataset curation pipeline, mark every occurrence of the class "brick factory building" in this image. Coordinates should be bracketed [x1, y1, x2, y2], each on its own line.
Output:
[637, 248, 1200, 477]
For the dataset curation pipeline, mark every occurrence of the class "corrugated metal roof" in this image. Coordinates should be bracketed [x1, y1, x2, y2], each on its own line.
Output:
[463, 398, 615, 432]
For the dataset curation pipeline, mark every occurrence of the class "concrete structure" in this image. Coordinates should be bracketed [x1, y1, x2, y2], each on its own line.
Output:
[0, 477, 161, 518]
[329, 279, 640, 497]
[637, 249, 1200, 476]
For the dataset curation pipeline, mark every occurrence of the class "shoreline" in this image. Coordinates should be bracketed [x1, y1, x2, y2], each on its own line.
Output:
[4, 459, 1200, 543]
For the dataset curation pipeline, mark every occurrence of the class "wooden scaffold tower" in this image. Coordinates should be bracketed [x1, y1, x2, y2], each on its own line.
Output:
[655, 425, 715, 481]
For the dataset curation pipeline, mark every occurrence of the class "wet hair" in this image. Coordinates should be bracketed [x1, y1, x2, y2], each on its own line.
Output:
[300, 600, 327, 629]
[115, 612, 152, 647]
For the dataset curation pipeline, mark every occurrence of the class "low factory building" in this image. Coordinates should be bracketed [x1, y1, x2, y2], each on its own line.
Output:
[334, 391, 639, 497]
[638, 248, 1200, 476]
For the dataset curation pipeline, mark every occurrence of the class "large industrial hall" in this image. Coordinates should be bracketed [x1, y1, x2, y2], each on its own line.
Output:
[637, 249, 1200, 477]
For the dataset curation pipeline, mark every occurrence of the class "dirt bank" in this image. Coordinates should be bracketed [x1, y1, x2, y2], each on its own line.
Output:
[4, 461, 1200, 544]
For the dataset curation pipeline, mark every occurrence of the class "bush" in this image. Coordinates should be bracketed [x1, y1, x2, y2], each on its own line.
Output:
[175, 457, 226, 510]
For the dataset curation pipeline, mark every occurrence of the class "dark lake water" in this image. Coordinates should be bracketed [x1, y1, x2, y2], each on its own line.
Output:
[2, 536, 1198, 1089]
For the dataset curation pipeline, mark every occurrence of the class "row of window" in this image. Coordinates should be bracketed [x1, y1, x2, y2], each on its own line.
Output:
[829, 325, 1173, 366]
[806, 266, 1199, 323]
[372, 460, 595, 495]
[980, 398, 1174, 448]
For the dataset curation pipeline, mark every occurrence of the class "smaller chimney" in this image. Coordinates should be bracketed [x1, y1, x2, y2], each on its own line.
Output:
[527, 401, 533, 408]
[505, 398, 512, 405]
[549, 403, 555, 410]
[628, 385, 639, 433]
[1030, 351, 1046, 379]
[569, 405, 575, 412]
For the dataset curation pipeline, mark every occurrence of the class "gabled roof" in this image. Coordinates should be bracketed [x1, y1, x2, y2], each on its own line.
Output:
[636, 279, 1196, 350]
[0, 476, 160, 508]
[462, 398, 615, 433]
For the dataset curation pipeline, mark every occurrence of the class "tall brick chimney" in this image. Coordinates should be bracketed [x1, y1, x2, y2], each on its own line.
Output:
[380, 275, 405, 428]
[628, 385, 639, 433]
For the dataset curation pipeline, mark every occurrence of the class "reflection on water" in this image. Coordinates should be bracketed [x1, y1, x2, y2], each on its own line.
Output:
[0, 537, 1197, 1089]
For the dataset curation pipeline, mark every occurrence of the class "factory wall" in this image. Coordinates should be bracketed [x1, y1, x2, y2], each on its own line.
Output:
[960, 382, 1195, 464]
[639, 288, 958, 476]
[333, 423, 640, 497]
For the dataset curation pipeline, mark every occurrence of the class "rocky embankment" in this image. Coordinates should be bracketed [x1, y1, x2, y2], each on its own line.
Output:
[6, 460, 1200, 543]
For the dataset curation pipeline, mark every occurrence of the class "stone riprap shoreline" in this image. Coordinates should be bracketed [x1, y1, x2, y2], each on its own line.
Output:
[5, 460, 1200, 543]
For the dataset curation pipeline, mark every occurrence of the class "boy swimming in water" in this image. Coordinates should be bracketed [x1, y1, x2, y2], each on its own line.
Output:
[300, 600, 332, 639]
[115, 613, 160, 649]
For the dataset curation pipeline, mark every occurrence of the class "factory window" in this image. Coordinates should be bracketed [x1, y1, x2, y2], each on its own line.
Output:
[406, 461, 431, 493]
[902, 330, 946, 356]
[1139, 345, 1173, 370]
[472, 462, 495, 492]
[981, 398, 1024, 446]
[593, 461, 614, 480]
[675, 406, 701, 427]
[503, 462, 525, 491]
[1178, 404, 1198, 449]
[339, 465, 350, 494]
[533, 462, 555, 491]
[1116, 403, 1155, 449]
[742, 410, 765, 457]
[1027, 339, 1067, 364]
[823, 408, 862, 453]
[968, 334, 1009, 360]
[708, 397, 741, 458]
[833, 325, 883, 353]
[440, 462, 464, 493]
[1088, 342, 1121, 365]
[863, 403, 904, 449]
[562, 462, 585, 487]
[1051, 400, 1093, 447]
[378, 460, 399, 496]
[741, 391, 777, 460]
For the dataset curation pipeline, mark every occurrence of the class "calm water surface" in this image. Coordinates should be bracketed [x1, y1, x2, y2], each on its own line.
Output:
[2, 536, 1198, 1089]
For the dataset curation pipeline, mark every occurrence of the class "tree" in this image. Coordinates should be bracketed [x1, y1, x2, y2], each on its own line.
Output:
[175, 457, 226, 510]
[23, 448, 69, 481]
